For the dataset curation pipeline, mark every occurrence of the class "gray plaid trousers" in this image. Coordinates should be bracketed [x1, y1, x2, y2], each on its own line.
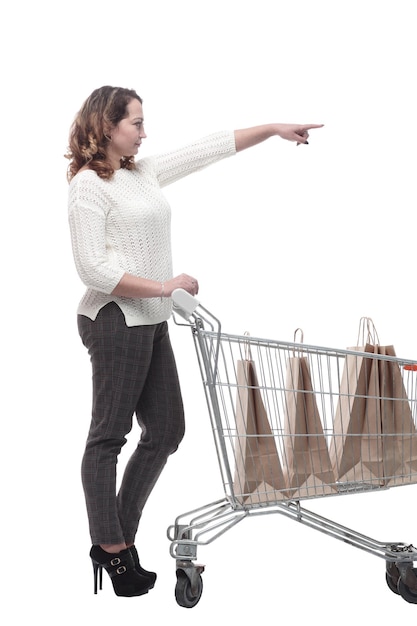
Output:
[78, 302, 185, 545]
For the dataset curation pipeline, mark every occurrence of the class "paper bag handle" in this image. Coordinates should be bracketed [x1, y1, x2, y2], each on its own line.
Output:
[243, 331, 252, 361]
[357, 316, 380, 346]
[293, 328, 304, 357]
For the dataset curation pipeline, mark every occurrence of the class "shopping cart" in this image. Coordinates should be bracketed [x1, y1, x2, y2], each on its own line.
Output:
[167, 289, 417, 607]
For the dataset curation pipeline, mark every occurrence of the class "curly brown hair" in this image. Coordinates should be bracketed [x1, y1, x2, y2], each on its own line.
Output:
[65, 86, 143, 182]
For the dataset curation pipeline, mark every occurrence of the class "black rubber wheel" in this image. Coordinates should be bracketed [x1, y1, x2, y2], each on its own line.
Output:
[398, 573, 417, 604]
[175, 570, 203, 608]
[386, 571, 400, 595]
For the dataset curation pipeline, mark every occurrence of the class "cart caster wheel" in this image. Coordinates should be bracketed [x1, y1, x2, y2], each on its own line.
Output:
[385, 563, 400, 595]
[386, 572, 400, 595]
[175, 569, 203, 608]
[397, 570, 417, 604]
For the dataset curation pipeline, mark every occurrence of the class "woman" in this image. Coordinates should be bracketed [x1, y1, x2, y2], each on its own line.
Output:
[66, 85, 322, 597]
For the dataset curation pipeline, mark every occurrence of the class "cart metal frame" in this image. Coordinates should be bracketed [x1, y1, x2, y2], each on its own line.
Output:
[167, 289, 417, 607]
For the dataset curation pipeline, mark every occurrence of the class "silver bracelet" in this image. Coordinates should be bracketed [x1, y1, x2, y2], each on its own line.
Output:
[160, 282, 165, 300]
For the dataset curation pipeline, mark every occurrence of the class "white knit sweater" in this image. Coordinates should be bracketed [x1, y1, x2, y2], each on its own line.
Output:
[68, 130, 236, 326]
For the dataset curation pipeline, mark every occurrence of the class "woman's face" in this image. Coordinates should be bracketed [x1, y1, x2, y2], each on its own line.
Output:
[107, 98, 146, 167]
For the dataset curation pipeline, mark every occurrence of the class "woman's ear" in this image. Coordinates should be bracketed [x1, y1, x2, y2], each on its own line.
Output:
[103, 123, 113, 142]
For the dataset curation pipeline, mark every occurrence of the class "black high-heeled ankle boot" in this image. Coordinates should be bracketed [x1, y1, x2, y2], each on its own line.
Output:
[90, 545, 152, 597]
[129, 545, 157, 588]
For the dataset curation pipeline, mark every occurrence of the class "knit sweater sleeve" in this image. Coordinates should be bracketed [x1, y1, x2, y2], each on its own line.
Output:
[68, 174, 126, 294]
[148, 130, 237, 187]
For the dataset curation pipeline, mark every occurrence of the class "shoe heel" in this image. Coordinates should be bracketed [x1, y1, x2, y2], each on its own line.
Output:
[92, 561, 103, 594]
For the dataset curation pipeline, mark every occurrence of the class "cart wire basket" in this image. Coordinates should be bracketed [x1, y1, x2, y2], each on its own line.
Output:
[167, 289, 417, 607]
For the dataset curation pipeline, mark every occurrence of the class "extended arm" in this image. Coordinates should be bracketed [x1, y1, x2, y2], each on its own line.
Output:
[112, 123, 323, 299]
[234, 123, 324, 152]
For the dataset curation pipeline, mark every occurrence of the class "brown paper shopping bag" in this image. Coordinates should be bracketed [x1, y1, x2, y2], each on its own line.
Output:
[378, 345, 417, 486]
[233, 346, 287, 505]
[284, 330, 336, 497]
[330, 318, 384, 484]
[331, 318, 417, 486]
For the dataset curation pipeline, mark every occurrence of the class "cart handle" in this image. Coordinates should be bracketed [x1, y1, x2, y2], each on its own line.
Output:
[172, 288, 200, 321]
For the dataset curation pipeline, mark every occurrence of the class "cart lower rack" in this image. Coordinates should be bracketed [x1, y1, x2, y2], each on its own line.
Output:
[167, 289, 417, 607]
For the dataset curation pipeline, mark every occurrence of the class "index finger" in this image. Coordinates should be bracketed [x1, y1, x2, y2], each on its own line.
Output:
[300, 123, 324, 130]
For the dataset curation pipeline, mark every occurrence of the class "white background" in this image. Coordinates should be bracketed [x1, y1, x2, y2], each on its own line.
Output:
[2, 0, 417, 622]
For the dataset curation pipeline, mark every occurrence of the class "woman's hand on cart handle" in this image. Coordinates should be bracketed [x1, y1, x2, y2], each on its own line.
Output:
[164, 274, 199, 298]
